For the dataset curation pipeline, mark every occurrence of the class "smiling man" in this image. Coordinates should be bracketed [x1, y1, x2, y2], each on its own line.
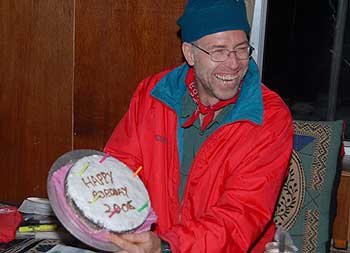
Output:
[183, 31, 250, 104]
[104, 0, 293, 252]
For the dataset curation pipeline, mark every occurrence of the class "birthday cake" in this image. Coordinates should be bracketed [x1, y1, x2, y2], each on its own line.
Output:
[64, 154, 150, 233]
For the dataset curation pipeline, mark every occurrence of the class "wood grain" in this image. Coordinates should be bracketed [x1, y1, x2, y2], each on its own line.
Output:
[0, 1, 74, 202]
[73, 0, 184, 151]
[0, 0, 185, 202]
[332, 170, 350, 244]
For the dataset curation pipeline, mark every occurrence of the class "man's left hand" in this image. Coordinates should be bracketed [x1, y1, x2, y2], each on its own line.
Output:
[108, 231, 161, 253]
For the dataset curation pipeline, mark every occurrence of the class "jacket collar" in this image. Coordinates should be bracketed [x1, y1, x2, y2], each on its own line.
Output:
[151, 59, 263, 126]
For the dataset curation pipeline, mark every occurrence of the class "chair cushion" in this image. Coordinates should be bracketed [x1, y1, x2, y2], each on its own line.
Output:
[274, 120, 343, 253]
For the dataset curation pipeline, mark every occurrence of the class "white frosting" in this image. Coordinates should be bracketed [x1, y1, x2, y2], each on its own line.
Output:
[65, 155, 150, 232]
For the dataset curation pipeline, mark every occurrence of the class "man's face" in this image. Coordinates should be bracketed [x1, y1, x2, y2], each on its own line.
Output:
[182, 30, 250, 105]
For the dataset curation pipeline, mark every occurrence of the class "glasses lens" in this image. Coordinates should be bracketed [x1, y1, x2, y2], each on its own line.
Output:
[210, 46, 253, 62]
[211, 49, 229, 62]
[235, 47, 250, 60]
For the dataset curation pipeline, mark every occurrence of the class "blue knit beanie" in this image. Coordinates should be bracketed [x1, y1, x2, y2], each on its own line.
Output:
[177, 0, 250, 42]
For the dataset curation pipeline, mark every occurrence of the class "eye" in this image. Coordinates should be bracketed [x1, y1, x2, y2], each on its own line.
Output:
[210, 49, 228, 55]
[235, 46, 249, 52]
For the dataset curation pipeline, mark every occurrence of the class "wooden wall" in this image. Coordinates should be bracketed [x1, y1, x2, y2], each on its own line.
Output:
[0, 0, 184, 203]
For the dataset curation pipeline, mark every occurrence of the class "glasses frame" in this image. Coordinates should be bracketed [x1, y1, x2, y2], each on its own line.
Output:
[191, 43, 255, 62]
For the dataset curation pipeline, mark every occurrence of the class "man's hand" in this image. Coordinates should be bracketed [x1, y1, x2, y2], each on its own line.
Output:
[108, 231, 161, 253]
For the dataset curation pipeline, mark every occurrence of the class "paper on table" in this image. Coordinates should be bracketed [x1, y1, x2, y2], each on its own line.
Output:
[47, 244, 97, 253]
[15, 229, 73, 241]
[18, 197, 54, 216]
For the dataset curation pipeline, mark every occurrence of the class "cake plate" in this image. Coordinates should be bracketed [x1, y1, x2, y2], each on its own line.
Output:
[47, 149, 122, 252]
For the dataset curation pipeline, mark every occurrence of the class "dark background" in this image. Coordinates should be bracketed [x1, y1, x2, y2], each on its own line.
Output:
[263, 0, 350, 139]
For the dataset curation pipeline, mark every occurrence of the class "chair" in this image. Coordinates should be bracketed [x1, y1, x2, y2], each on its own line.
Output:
[274, 120, 343, 253]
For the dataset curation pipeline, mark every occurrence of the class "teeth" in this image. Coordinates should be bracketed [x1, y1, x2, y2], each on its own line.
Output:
[215, 74, 236, 81]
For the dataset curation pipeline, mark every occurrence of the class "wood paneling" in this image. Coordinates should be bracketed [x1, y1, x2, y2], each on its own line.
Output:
[73, 1, 184, 150]
[332, 170, 350, 247]
[0, 0, 185, 203]
[0, 1, 74, 202]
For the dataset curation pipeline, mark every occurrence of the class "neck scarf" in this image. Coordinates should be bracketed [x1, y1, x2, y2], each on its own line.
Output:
[182, 68, 240, 131]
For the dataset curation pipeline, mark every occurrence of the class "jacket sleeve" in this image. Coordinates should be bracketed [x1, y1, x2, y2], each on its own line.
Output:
[104, 80, 145, 171]
[104, 70, 169, 176]
[161, 108, 293, 253]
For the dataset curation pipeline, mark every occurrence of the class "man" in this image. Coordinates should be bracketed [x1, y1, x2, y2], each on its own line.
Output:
[105, 0, 293, 252]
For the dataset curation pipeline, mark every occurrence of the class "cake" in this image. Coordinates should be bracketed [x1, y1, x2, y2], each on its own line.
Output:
[64, 154, 150, 233]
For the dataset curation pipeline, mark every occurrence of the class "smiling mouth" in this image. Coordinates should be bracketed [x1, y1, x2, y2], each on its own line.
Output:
[215, 74, 238, 81]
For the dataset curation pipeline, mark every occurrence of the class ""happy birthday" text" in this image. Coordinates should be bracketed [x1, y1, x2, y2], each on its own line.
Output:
[81, 171, 114, 188]
[92, 186, 128, 199]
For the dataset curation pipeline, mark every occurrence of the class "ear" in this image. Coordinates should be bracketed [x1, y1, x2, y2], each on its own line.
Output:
[182, 42, 195, 66]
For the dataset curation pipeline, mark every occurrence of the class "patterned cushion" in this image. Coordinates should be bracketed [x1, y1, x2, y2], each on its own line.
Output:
[274, 120, 343, 253]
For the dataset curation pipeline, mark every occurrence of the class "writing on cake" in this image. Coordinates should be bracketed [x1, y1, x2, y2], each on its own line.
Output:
[104, 200, 136, 215]
[65, 154, 150, 232]
[80, 170, 134, 216]
[81, 171, 113, 187]
[81, 171, 129, 198]
[91, 186, 128, 199]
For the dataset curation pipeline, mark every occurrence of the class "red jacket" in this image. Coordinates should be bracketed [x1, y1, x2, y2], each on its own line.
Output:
[104, 61, 293, 253]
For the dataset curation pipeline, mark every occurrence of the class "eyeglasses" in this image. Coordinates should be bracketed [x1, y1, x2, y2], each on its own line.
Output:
[191, 43, 254, 62]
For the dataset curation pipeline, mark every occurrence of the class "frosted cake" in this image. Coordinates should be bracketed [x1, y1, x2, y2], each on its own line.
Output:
[65, 154, 150, 233]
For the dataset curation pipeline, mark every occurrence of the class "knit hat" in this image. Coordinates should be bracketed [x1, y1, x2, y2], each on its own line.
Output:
[177, 0, 250, 42]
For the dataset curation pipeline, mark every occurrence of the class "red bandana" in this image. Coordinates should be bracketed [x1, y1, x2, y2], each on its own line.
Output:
[182, 68, 239, 131]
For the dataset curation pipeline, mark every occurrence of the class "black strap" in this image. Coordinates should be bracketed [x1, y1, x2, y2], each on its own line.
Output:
[161, 239, 172, 253]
